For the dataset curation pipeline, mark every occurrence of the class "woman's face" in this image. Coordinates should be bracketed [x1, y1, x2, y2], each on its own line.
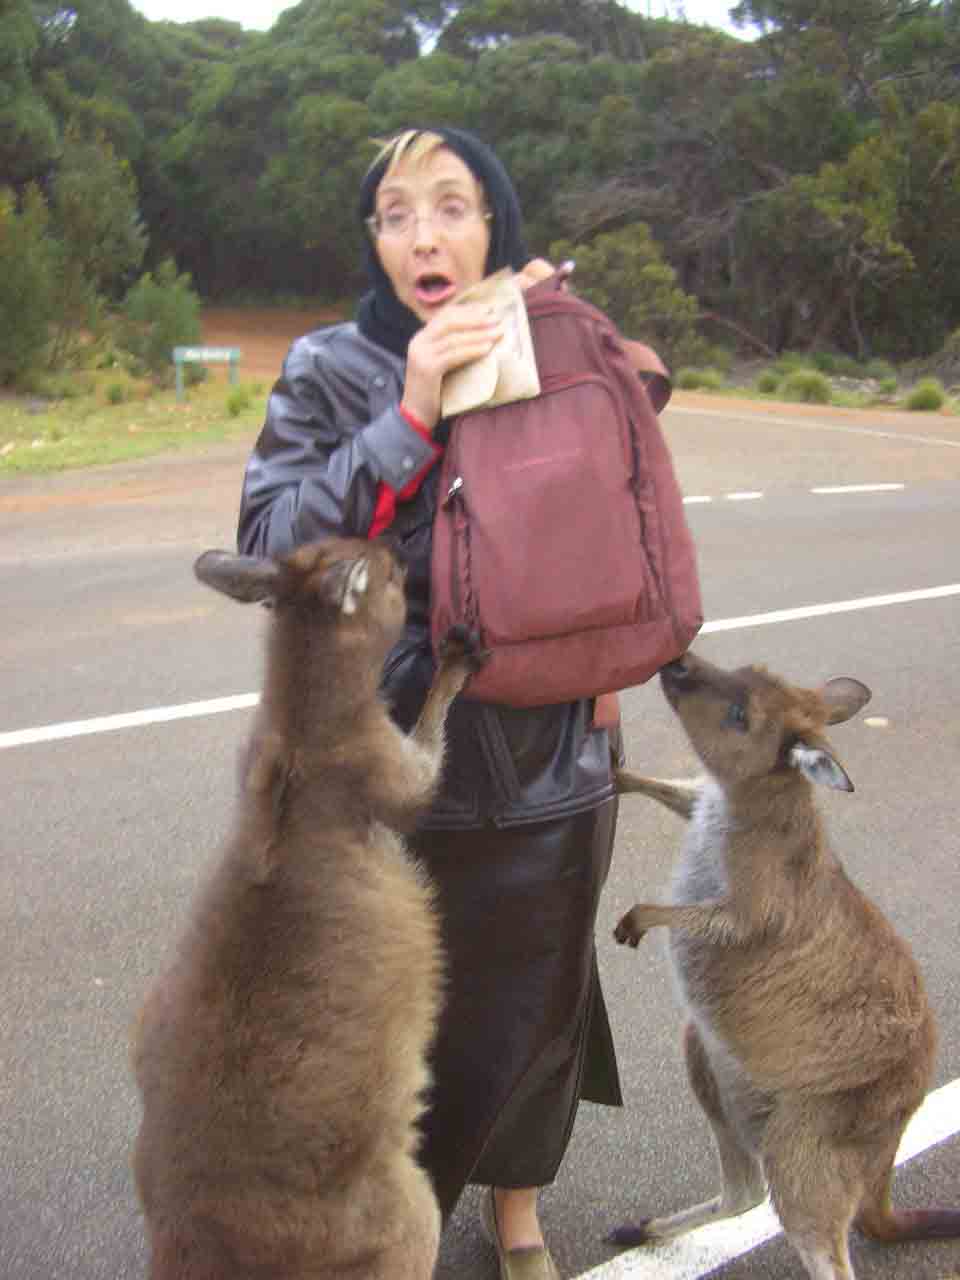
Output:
[372, 146, 491, 324]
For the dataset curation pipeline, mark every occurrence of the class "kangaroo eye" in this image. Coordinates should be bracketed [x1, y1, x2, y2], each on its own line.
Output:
[724, 703, 749, 731]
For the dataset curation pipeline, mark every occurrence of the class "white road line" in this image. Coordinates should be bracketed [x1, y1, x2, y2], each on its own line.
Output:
[668, 404, 960, 450]
[575, 1077, 960, 1280]
[2, 583, 959, 751]
[810, 483, 905, 494]
[700, 583, 960, 635]
[0, 693, 259, 750]
[684, 484, 907, 503]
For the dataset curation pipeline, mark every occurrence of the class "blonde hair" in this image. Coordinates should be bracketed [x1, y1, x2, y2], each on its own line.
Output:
[366, 130, 448, 179]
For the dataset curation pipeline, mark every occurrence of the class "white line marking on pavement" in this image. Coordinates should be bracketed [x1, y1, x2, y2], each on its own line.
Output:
[810, 483, 906, 494]
[700, 583, 960, 635]
[575, 1076, 960, 1279]
[669, 404, 960, 449]
[0, 693, 259, 750]
[684, 484, 907, 503]
[3, 584, 959, 751]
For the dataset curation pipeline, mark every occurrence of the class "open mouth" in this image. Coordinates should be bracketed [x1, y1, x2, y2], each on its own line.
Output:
[414, 273, 456, 307]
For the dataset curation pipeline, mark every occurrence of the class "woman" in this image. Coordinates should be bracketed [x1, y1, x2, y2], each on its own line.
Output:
[237, 126, 622, 1280]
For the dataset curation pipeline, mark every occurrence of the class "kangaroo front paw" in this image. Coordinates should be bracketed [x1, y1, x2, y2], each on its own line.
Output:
[614, 906, 650, 948]
[437, 625, 489, 673]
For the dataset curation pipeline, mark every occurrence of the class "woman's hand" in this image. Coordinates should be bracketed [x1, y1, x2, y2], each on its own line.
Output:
[402, 303, 503, 432]
[516, 257, 575, 292]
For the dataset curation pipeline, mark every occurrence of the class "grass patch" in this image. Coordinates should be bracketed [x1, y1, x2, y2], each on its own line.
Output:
[0, 372, 264, 474]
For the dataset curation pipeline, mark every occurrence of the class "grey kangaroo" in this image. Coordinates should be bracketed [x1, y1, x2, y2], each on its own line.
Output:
[131, 538, 483, 1280]
[611, 651, 960, 1279]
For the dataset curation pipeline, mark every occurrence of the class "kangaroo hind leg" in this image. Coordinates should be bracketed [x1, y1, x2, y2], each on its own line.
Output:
[764, 1119, 860, 1280]
[608, 1020, 766, 1247]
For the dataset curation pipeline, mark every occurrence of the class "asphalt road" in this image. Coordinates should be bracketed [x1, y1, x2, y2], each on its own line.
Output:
[1, 396, 959, 1280]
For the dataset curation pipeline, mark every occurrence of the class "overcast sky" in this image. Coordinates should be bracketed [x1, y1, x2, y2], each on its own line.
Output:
[129, 0, 754, 39]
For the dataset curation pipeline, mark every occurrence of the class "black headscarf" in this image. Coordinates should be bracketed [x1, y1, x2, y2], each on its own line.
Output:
[356, 127, 529, 359]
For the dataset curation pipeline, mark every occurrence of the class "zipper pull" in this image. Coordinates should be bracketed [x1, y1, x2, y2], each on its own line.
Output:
[443, 475, 464, 507]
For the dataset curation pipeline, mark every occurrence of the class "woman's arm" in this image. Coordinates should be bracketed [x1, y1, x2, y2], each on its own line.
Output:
[237, 330, 438, 557]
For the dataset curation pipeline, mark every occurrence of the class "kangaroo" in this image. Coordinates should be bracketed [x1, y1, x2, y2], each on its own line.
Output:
[610, 651, 960, 1279]
[131, 538, 484, 1280]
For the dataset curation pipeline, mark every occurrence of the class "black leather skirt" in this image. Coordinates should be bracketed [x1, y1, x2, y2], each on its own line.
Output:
[409, 796, 622, 1220]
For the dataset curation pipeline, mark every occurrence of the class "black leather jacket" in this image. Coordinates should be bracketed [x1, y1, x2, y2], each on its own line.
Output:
[237, 321, 615, 829]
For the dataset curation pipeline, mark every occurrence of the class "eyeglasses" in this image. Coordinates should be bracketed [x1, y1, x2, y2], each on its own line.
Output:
[366, 202, 492, 240]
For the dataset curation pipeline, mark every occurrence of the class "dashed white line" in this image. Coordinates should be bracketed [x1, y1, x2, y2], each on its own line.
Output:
[575, 1076, 960, 1279]
[3, 584, 959, 751]
[684, 483, 907, 503]
[700, 583, 960, 635]
[0, 693, 259, 749]
[810, 483, 906, 494]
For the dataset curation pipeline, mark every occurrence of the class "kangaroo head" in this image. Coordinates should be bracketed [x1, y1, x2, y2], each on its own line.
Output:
[195, 537, 408, 655]
[659, 653, 871, 792]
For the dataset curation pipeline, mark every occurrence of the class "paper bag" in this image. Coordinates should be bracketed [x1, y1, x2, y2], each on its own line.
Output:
[440, 269, 541, 418]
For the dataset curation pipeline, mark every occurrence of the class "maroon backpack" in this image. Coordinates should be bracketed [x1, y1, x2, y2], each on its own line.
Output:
[430, 274, 702, 707]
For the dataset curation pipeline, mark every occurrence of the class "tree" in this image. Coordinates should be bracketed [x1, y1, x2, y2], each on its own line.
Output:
[121, 257, 201, 382]
[0, 183, 56, 382]
[550, 222, 705, 366]
[47, 126, 148, 366]
[0, 0, 60, 185]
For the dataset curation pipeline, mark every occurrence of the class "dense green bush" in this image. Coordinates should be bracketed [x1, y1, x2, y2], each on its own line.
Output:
[754, 369, 781, 393]
[675, 367, 725, 391]
[549, 222, 706, 369]
[779, 369, 833, 403]
[120, 258, 201, 383]
[905, 378, 946, 411]
[0, 185, 55, 384]
[226, 384, 253, 416]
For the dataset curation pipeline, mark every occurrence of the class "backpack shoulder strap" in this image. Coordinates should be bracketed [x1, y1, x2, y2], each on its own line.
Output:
[621, 339, 672, 414]
[523, 272, 672, 413]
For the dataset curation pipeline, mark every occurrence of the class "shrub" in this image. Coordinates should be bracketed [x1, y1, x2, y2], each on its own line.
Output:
[877, 377, 898, 397]
[106, 380, 130, 404]
[120, 258, 201, 383]
[779, 369, 832, 404]
[226, 384, 253, 417]
[905, 378, 945, 411]
[833, 354, 864, 378]
[0, 185, 56, 384]
[810, 351, 838, 374]
[771, 352, 810, 377]
[549, 223, 706, 369]
[866, 358, 896, 380]
[754, 369, 781, 394]
[675, 367, 725, 391]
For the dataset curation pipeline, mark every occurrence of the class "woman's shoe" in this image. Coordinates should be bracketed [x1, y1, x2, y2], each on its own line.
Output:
[480, 1188, 561, 1280]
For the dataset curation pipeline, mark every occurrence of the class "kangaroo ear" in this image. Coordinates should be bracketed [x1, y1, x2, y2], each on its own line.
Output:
[319, 556, 369, 615]
[788, 740, 854, 792]
[194, 550, 283, 603]
[821, 677, 872, 725]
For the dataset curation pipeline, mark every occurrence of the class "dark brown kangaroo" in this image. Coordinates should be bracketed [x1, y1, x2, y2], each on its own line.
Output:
[131, 538, 483, 1280]
[611, 651, 960, 1279]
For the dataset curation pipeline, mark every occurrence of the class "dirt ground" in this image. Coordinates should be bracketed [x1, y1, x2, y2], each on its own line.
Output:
[200, 307, 960, 429]
[200, 306, 344, 382]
